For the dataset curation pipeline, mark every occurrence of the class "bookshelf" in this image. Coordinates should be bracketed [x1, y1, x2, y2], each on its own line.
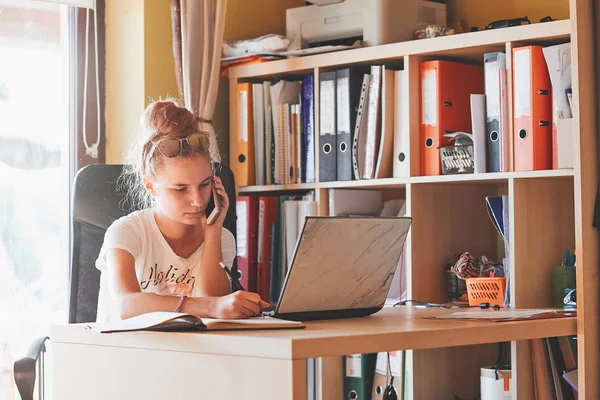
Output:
[228, 2, 599, 398]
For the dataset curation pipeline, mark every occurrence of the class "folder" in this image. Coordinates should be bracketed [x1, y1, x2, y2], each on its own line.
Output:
[374, 67, 394, 179]
[362, 65, 382, 179]
[344, 354, 377, 400]
[252, 83, 265, 186]
[513, 46, 552, 171]
[319, 71, 337, 182]
[257, 196, 278, 301]
[234, 83, 255, 186]
[393, 69, 410, 178]
[328, 189, 383, 216]
[236, 196, 259, 292]
[263, 81, 274, 185]
[552, 93, 574, 169]
[483, 51, 506, 173]
[301, 75, 316, 183]
[499, 69, 510, 172]
[270, 80, 301, 184]
[352, 73, 372, 180]
[336, 67, 367, 181]
[470, 94, 487, 173]
[544, 44, 574, 170]
[372, 351, 404, 400]
[420, 60, 484, 176]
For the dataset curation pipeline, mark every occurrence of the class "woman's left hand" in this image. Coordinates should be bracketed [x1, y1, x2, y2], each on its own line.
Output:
[210, 176, 229, 226]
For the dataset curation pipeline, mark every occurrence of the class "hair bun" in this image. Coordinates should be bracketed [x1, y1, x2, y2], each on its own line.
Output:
[141, 99, 197, 140]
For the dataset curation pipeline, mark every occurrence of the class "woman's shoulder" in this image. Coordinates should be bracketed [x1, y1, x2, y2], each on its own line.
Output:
[221, 226, 235, 241]
[107, 208, 154, 231]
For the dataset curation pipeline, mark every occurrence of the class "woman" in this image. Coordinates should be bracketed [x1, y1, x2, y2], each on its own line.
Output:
[95, 100, 268, 322]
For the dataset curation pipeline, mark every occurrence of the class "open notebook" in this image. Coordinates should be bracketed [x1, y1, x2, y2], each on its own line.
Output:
[86, 312, 305, 333]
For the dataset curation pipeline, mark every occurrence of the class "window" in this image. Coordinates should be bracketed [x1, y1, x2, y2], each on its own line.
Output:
[0, 0, 103, 397]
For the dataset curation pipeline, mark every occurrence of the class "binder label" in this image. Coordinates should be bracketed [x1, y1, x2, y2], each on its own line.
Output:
[239, 90, 249, 141]
[422, 69, 437, 125]
[514, 49, 532, 118]
[346, 354, 362, 378]
[337, 76, 350, 133]
[320, 80, 335, 135]
[485, 64, 501, 118]
[236, 201, 248, 257]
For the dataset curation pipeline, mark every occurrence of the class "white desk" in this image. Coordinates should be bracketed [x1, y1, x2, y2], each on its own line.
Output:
[51, 307, 576, 399]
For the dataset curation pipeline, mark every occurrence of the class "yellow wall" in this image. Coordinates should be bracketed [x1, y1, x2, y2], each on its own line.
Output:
[447, 0, 569, 30]
[144, 0, 179, 103]
[224, 0, 304, 41]
[105, 0, 302, 164]
[105, 0, 145, 164]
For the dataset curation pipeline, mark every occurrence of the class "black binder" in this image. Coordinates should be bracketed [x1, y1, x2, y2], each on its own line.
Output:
[336, 67, 367, 181]
[319, 71, 337, 182]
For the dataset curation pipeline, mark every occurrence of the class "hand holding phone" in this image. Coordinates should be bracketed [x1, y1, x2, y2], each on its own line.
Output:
[206, 177, 221, 225]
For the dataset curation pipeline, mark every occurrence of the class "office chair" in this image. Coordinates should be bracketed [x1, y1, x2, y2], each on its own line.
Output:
[13, 163, 238, 400]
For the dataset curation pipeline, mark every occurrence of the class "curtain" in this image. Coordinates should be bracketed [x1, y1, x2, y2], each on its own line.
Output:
[170, 0, 227, 163]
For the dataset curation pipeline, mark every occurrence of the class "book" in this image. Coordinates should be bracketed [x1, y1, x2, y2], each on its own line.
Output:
[86, 312, 305, 333]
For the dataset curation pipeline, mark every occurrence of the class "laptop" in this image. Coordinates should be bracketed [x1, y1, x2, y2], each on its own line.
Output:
[263, 216, 412, 321]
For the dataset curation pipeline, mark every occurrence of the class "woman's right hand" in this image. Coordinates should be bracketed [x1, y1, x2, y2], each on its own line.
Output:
[212, 291, 270, 319]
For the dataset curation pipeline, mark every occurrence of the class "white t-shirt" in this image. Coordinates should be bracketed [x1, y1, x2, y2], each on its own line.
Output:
[95, 208, 236, 323]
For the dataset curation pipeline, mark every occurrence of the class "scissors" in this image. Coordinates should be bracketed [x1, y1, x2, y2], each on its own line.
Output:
[562, 250, 576, 267]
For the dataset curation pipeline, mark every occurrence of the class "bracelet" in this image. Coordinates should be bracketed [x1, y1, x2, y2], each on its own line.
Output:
[175, 295, 188, 313]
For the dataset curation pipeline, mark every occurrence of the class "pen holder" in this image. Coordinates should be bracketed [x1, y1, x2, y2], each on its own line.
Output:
[552, 266, 576, 308]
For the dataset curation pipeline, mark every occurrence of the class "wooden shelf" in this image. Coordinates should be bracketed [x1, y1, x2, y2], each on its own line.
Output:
[237, 169, 574, 193]
[227, 4, 600, 397]
[228, 20, 570, 79]
[409, 168, 575, 184]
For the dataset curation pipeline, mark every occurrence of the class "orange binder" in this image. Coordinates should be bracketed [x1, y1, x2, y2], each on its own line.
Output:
[513, 46, 552, 171]
[420, 60, 484, 176]
[257, 196, 278, 301]
[235, 83, 256, 186]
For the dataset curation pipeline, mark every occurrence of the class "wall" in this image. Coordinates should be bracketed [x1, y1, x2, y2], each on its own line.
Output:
[104, 0, 303, 164]
[447, 0, 569, 30]
[104, 0, 145, 164]
[144, 0, 179, 103]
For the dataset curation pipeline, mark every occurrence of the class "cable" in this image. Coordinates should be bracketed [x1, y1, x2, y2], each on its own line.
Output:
[382, 352, 397, 400]
[394, 299, 500, 310]
[82, 7, 101, 159]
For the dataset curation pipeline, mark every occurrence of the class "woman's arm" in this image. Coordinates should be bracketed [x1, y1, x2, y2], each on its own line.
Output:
[106, 249, 267, 319]
[106, 249, 216, 319]
[195, 225, 231, 297]
[195, 175, 233, 297]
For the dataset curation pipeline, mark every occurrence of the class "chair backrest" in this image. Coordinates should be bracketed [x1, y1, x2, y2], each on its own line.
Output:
[68, 163, 237, 323]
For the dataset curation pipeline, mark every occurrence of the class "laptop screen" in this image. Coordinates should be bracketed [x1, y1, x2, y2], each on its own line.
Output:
[276, 216, 412, 314]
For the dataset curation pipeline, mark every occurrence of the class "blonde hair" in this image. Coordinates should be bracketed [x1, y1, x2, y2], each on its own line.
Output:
[119, 98, 220, 210]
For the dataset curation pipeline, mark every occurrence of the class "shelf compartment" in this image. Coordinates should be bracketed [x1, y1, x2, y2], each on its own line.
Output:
[228, 20, 570, 80]
[412, 344, 501, 399]
[509, 177, 575, 309]
[409, 182, 505, 303]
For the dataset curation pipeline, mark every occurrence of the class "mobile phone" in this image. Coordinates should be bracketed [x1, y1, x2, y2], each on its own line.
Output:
[206, 178, 221, 225]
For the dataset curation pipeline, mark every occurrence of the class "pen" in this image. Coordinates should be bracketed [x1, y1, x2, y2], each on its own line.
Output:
[219, 261, 264, 317]
[219, 261, 245, 292]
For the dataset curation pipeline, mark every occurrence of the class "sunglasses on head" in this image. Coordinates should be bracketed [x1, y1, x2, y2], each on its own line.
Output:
[150, 132, 210, 158]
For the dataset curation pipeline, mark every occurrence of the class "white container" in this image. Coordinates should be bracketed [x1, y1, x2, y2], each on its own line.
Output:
[481, 367, 512, 400]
